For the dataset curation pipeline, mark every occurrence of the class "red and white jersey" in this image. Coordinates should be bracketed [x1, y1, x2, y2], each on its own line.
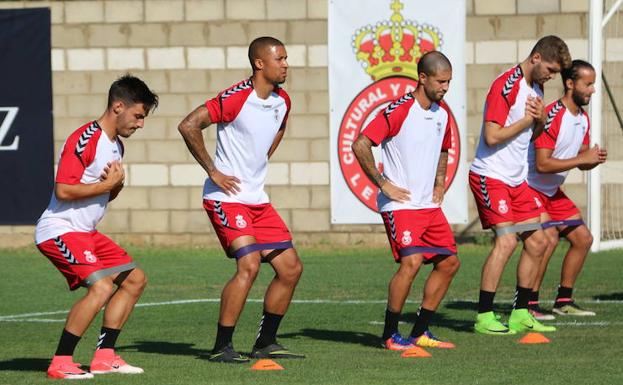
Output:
[470, 65, 544, 186]
[362, 93, 452, 212]
[35, 121, 123, 244]
[204, 78, 291, 204]
[528, 100, 590, 196]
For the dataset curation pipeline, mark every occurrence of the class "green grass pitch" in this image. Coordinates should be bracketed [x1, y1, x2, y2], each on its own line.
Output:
[1, 244, 622, 385]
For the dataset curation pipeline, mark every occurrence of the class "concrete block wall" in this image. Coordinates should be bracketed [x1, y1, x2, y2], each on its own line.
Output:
[1, 0, 621, 248]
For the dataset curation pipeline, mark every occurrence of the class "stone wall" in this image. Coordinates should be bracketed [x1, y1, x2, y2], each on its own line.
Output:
[1, 0, 621, 248]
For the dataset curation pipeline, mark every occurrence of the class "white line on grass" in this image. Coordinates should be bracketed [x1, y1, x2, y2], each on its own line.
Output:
[0, 299, 390, 321]
[1, 297, 622, 322]
[368, 320, 623, 327]
[550, 321, 623, 326]
[1, 318, 66, 323]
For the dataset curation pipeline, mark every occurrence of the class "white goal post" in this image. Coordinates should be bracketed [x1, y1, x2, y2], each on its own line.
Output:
[588, 0, 623, 251]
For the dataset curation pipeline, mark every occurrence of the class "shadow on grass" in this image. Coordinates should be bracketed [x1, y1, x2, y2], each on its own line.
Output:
[397, 301, 516, 333]
[401, 311, 474, 333]
[0, 358, 49, 372]
[444, 300, 513, 314]
[279, 329, 381, 349]
[118, 341, 211, 357]
[593, 292, 623, 301]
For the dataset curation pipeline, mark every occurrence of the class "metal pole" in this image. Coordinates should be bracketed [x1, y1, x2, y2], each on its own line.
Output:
[602, 73, 623, 132]
[602, 0, 623, 27]
[589, 0, 603, 252]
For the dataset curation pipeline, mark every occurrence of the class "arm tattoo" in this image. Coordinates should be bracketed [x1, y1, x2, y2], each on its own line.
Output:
[178, 106, 216, 175]
[352, 135, 386, 189]
[435, 151, 448, 190]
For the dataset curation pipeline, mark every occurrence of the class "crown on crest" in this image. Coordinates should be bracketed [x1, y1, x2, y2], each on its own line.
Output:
[352, 0, 443, 81]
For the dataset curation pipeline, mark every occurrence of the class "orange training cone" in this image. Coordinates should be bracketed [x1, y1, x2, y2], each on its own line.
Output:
[519, 332, 550, 344]
[401, 346, 432, 358]
[251, 359, 284, 371]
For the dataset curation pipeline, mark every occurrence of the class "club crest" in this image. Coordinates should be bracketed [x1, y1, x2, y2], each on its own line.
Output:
[498, 199, 509, 214]
[235, 214, 247, 229]
[401, 230, 412, 245]
[84, 250, 97, 263]
[337, 0, 460, 213]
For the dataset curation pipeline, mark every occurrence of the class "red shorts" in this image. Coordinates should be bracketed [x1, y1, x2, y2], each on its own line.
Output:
[37, 231, 135, 290]
[531, 187, 580, 221]
[203, 200, 292, 258]
[469, 171, 545, 229]
[380, 208, 457, 263]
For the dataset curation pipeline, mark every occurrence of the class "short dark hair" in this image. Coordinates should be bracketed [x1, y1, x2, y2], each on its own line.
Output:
[248, 36, 284, 71]
[530, 35, 572, 69]
[417, 51, 452, 77]
[107, 74, 158, 113]
[561, 59, 595, 91]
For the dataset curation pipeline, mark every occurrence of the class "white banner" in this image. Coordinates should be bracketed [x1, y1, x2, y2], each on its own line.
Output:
[329, 0, 468, 224]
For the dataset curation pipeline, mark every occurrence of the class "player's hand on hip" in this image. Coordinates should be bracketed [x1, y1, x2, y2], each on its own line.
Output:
[380, 180, 411, 203]
[210, 169, 241, 195]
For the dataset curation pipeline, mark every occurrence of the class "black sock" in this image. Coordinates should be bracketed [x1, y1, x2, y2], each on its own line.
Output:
[97, 327, 121, 350]
[528, 291, 539, 309]
[478, 290, 496, 313]
[410, 308, 435, 339]
[555, 286, 573, 306]
[55, 329, 81, 356]
[382, 308, 401, 340]
[513, 286, 532, 310]
[530, 290, 539, 303]
[213, 323, 235, 352]
[254, 311, 283, 349]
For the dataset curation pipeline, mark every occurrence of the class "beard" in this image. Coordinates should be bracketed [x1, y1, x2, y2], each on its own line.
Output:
[425, 88, 444, 103]
[571, 90, 590, 107]
[531, 67, 549, 86]
[118, 127, 137, 138]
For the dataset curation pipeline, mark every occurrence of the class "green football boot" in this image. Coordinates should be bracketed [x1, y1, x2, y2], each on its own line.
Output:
[508, 308, 556, 333]
[474, 311, 516, 335]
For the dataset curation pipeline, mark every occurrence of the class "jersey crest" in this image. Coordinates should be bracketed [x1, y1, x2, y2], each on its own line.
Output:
[83, 250, 97, 263]
[534, 196, 542, 208]
[235, 214, 247, 229]
[498, 199, 509, 214]
[401, 230, 412, 246]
